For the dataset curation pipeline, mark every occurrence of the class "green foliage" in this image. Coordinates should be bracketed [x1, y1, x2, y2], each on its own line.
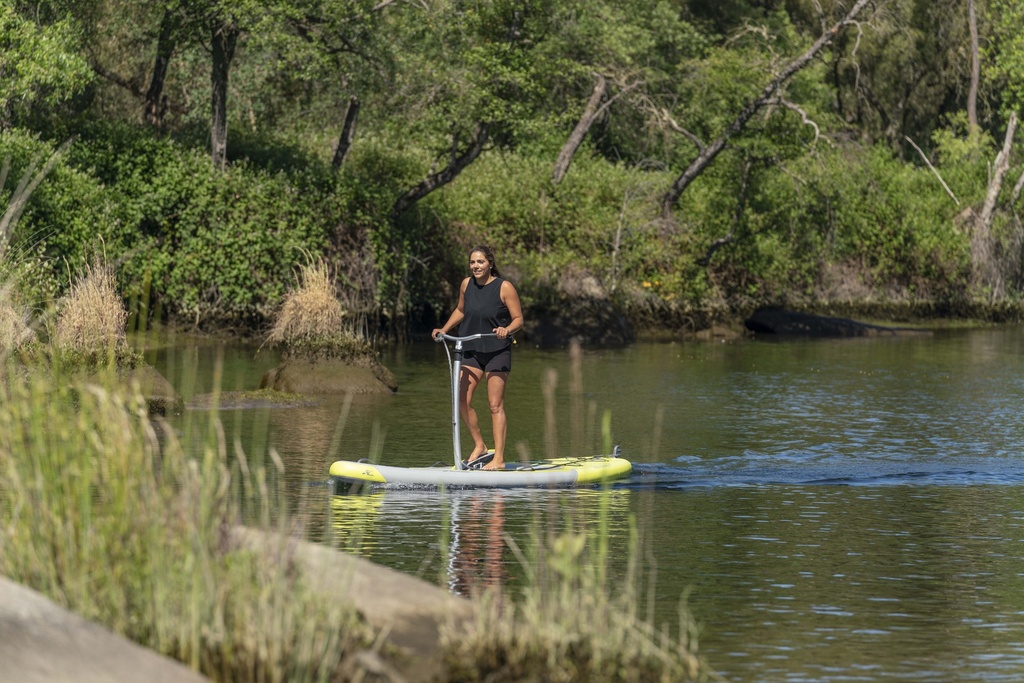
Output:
[2, 125, 339, 329]
[987, 0, 1024, 115]
[0, 129, 121, 306]
[154, 162, 332, 326]
[1, 0, 1022, 334]
[731, 143, 972, 302]
[0, 2, 93, 127]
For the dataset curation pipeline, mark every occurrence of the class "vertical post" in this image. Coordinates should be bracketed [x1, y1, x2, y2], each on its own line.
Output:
[451, 339, 464, 470]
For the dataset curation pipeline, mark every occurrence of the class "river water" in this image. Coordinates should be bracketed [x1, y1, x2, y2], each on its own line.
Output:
[153, 325, 1024, 682]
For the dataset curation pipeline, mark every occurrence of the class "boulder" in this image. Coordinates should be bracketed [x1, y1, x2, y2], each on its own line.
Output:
[231, 526, 471, 683]
[260, 357, 398, 395]
[119, 363, 183, 414]
[0, 576, 211, 683]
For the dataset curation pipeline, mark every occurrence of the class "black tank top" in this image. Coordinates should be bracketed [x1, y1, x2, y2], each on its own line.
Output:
[461, 277, 511, 352]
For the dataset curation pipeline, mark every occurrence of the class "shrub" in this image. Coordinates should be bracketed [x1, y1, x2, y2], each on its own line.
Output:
[265, 257, 372, 361]
[51, 258, 135, 367]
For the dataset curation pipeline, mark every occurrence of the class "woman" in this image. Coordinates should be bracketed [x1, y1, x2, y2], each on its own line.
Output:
[432, 246, 524, 470]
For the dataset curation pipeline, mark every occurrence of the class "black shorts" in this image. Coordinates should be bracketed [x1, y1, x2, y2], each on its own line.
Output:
[463, 346, 512, 373]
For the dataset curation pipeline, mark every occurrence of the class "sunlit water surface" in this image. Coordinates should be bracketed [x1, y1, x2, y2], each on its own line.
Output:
[153, 326, 1024, 682]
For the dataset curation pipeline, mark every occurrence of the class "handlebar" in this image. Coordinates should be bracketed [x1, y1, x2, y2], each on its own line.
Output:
[434, 332, 498, 343]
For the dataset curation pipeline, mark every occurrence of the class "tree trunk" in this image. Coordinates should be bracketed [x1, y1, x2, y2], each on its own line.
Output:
[1012, 167, 1024, 208]
[973, 112, 1018, 291]
[332, 96, 360, 169]
[210, 20, 239, 170]
[661, 0, 873, 218]
[979, 113, 1018, 228]
[0, 137, 75, 257]
[967, 0, 980, 132]
[552, 74, 607, 185]
[144, 10, 177, 129]
[389, 122, 489, 223]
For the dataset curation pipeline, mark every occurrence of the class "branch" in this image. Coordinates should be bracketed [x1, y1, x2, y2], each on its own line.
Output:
[593, 78, 641, 119]
[766, 97, 821, 146]
[698, 157, 753, 266]
[91, 63, 145, 98]
[389, 123, 490, 223]
[660, 107, 706, 153]
[552, 74, 607, 184]
[979, 112, 1018, 226]
[0, 137, 77, 258]
[332, 96, 360, 169]
[661, 0, 873, 217]
[1012, 166, 1024, 208]
[904, 136, 959, 206]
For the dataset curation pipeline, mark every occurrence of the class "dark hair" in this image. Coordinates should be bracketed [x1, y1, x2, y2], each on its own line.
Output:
[469, 245, 499, 277]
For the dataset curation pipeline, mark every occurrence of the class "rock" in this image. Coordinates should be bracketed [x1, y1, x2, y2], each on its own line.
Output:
[68, 363, 182, 415]
[230, 526, 471, 683]
[260, 357, 398, 395]
[119, 363, 183, 414]
[0, 576, 211, 683]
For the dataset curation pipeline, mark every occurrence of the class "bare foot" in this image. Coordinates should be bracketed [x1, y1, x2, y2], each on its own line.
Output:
[467, 445, 489, 464]
[482, 459, 505, 470]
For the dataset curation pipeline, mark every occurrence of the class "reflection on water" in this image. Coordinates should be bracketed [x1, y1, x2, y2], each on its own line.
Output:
[447, 494, 507, 594]
[157, 326, 1024, 682]
[328, 488, 634, 598]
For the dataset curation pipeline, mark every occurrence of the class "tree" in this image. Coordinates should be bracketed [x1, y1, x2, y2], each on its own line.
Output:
[0, 2, 92, 128]
[383, 0, 548, 221]
[209, 13, 239, 169]
[144, 9, 180, 128]
[987, 0, 1024, 115]
[825, 0, 973, 149]
[967, 0, 980, 131]
[661, 0, 875, 218]
[536, 0, 707, 179]
[551, 74, 607, 184]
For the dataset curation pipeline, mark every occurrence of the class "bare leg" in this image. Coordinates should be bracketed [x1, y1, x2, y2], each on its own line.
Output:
[483, 371, 508, 469]
[460, 366, 489, 461]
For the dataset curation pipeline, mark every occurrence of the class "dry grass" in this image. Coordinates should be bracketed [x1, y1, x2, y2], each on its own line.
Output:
[52, 259, 128, 355]
[0, 293, 34, 350]
[268, 259, 344, 343]
[267, 258, 370, 361]
[442, 577, 709, 683]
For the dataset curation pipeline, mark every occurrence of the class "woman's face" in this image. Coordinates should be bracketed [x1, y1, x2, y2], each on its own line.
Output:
[469, 251, 490, 279]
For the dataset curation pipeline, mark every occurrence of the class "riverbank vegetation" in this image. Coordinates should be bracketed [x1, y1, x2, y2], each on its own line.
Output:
[2, 0, 1024, 341]
[0, 363, 368, 680]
